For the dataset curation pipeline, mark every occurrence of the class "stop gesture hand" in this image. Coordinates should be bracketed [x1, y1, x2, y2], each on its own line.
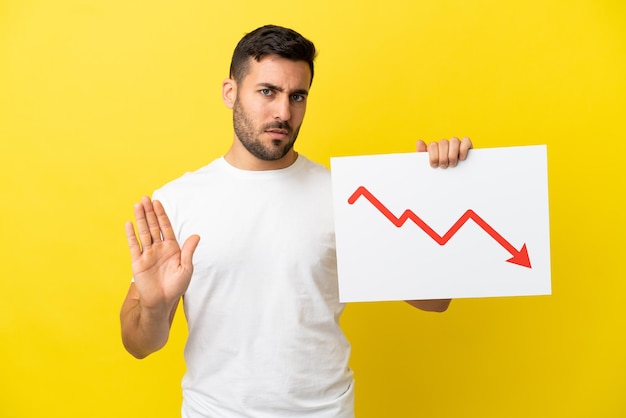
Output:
[125, 197, 200, 311]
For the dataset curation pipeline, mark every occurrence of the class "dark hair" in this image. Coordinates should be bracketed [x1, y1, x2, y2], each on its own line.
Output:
[229, 25, 317, 85]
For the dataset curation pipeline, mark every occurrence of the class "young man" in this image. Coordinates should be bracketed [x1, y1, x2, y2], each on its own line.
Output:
[121, 25, 471, 417]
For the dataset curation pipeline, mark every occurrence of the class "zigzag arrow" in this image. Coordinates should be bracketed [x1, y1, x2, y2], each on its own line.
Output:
[348, 186, 531, 268]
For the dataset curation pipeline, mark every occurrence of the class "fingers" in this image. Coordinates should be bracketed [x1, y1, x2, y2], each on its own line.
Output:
[141, 196, 162, 245]
[180, 234, 201, 270]
[152, 200, 176, 241]
[129, 197, 176, 255]
[427, 141, 440, 168]
[459, 137, 473, 161]
[133, 199, 154, 251]
[447, 137, 460, 168]
[422, 137, 472, 168]
[125, 220, 142, 262]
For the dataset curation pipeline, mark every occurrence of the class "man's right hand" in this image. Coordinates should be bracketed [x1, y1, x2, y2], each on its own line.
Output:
[125, 196, 200, 309]
[120, 197, 200, 358]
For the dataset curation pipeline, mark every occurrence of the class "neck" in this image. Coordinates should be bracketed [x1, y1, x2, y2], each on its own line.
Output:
[224, 141, 298, 171]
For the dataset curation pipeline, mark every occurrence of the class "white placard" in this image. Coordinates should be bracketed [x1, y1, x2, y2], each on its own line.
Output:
[330, 145, 551, 302]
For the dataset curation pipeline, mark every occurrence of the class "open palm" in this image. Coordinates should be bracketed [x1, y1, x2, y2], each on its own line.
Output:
[125, 197, 200, 310]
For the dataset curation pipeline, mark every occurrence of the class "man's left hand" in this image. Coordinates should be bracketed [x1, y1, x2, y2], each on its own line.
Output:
[417, 137, 473, 168]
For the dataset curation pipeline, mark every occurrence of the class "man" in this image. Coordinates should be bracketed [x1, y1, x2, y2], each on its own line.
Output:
[120, 25, 471, 417]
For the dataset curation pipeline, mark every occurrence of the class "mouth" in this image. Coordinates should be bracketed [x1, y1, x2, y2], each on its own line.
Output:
[265, 128, 289, 140]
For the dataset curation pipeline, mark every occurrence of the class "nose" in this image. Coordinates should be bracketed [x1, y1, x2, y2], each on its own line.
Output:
[273, 95, 291, 121]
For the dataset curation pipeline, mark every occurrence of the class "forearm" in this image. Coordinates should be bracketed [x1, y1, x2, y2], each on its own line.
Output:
[405, 299, 451, 312]
[120, 294, 178, 359]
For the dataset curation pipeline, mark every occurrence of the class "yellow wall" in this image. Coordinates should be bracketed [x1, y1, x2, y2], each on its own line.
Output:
[1, 1, 624, 417]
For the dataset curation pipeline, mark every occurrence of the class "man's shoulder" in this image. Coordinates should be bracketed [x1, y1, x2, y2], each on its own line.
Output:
[153, 158, 225, 198]
[297, 154, 330, 177]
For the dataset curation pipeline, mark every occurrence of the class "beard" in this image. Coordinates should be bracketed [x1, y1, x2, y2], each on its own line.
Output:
[233, 98, 301, 161]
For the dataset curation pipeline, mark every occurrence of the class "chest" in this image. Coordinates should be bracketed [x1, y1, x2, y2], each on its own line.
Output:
[172, 178, 337, 285]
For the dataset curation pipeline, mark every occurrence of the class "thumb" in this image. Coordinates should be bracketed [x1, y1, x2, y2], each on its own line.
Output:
[416, 140, 427, 153]
[180, 234, 201, 268]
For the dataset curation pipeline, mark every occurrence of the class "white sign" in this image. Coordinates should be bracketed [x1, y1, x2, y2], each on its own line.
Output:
[330, 145, 551, 302]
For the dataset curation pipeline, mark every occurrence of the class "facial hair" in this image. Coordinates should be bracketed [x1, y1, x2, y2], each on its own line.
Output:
[233, 98, 301, 161]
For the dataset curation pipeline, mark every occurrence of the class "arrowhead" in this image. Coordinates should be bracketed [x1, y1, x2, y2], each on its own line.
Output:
[506, 244, 532, 268]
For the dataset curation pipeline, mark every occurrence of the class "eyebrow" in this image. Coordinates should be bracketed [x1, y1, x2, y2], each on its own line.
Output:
[257, 82, 309, 96]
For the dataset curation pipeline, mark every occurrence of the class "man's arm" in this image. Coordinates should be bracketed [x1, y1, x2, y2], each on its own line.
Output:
[405, 299, 451, 312]
[120, 197, 200, 359]
[406, 137, 472, 312]
[120, 283, 180, 358]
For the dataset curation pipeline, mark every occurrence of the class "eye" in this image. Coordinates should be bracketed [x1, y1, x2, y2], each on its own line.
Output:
[260, 88, 272, 96]
[291, 94, 306, 102]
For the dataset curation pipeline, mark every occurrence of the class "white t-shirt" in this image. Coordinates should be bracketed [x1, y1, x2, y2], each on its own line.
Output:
[153, 155, 354, 417]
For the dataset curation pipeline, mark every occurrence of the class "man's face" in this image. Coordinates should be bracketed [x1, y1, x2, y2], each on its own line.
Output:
[231, 55, 311, 162]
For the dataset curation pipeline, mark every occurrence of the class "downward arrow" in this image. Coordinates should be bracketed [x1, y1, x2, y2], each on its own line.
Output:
[348, 186, 532, 269]
[466, 210, 532, 268]
[505, 244, 531, 268]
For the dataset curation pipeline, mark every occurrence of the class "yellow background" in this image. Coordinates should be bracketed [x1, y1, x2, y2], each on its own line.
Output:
[1, 1, 625, 417]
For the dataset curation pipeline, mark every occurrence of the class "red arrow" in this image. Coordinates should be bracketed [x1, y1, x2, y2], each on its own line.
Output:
[348, 186, 532, 268]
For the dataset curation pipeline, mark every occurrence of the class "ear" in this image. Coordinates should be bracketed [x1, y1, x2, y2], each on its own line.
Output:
[222, 78, 236, 109]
